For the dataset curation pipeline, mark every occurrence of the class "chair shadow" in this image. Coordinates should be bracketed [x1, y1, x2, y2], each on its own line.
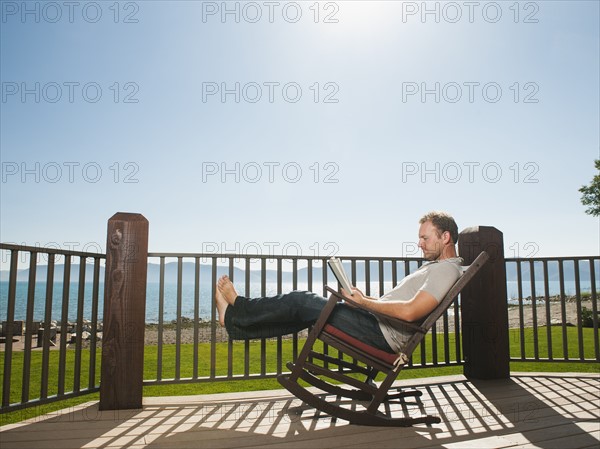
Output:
[142, 393, 444, 448]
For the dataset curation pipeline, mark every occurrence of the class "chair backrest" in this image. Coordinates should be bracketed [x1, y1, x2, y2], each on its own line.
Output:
[401, 251, 490, 358]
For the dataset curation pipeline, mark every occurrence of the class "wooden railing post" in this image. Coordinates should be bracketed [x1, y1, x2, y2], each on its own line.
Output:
[458, 226, 510, 380]
[99, 212, 149, 410]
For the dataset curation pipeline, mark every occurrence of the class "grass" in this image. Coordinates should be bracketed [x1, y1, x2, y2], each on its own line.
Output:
[1, 327, 598, 426]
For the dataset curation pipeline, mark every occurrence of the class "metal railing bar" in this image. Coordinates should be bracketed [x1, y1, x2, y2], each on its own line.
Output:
[542, 260, 553, 361]
[157, 257, 165, 381]
[193, 257, 200, 380]
[365, 259, 371, 297]
[244, 259, 250, 378]
[431, 321, 438, 366]
[227, 339, 234, 378]
[260, 259, 267, 376]
[21, 252, 37, 403]
[322, 260, 328, 297]
[175, 258, 183, 380]
[74, 257, 86, 392]
[260, 338, 267, 377]
[2, 249, 18, 408]
[529, 260, 539, 360]
[40, 254, 55, 400]
[245, 258, 251, 297]
[322, 260, 330, 368]
[292, 259, 298, 291]
[443, 309, 450, 365]
[589, 259, 599, 360]
[378, 259, 384, 298]
[210, 258, 217, 379]
[574, 261, 584, 360]
[559, 260, 568, 360]
[261, 258, 266, 297]
[58, 255, 71, 396]
[226, 258, 234, 378]
[307, 259, 313, 292]
[454, 297, 461, 363]
[88, 257, 101, 389]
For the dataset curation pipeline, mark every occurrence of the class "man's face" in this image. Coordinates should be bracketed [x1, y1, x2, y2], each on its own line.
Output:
[418, 221, 445, 261]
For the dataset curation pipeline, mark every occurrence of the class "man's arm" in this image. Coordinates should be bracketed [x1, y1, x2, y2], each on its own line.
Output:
[341, 288, 438, 322]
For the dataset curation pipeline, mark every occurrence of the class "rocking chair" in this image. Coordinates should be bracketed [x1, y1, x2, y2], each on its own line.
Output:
[277, 251, 490, 426]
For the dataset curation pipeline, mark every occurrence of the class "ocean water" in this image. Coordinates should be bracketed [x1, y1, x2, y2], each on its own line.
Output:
[0, 279, 595, 324]
[0, 281, 312, 324]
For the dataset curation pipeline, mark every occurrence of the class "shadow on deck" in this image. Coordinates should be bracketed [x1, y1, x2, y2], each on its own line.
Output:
[1, 373, 598, 448]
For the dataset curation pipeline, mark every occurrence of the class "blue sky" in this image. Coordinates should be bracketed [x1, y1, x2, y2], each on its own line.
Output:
[1, 0, 599, 263]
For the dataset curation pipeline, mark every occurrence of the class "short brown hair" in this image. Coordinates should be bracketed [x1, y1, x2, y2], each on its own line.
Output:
[419, 211, 459, 243]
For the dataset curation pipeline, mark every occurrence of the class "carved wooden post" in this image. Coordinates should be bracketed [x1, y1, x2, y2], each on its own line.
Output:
[458, 226, 510, 380]
[100, 213, 149, 410]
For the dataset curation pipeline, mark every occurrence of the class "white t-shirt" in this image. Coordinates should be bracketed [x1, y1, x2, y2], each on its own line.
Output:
[377, 257, 463, 353]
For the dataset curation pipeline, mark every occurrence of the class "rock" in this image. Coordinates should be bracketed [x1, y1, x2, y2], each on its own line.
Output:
[550, 319, 575, 326]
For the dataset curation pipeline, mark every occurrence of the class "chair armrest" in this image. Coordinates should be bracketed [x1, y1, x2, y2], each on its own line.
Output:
[307, 286, 347, 337]
[324, 286, 426, 333]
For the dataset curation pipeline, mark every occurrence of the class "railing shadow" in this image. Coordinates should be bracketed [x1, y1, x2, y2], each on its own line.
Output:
[1, 375, 597, 448]
[142, 374, 599, 448]
[424, 374, 600, 448]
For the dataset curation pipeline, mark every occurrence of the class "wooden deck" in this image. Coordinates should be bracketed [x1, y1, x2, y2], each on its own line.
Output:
[1, 372, 598, 448]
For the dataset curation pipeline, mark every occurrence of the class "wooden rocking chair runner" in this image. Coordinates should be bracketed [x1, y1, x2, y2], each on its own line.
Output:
[277, 251, 490, 427]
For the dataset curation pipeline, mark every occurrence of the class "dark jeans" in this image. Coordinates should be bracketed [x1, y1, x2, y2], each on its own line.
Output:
[224, 290, 394, 352]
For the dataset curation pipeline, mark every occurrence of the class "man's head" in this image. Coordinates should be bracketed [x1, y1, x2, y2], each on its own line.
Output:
[418, 211, 459, 261]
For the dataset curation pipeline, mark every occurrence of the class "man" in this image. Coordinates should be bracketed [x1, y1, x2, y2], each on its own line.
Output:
[215, 211, 463, 354]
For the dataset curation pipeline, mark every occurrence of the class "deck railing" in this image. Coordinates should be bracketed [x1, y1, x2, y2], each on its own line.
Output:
[1, 238, 598, 414]
[505, 256, 599, 363]
[0, 243, 104, 413]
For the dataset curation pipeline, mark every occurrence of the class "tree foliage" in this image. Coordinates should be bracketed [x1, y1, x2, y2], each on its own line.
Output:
[579, 159, 600, 216]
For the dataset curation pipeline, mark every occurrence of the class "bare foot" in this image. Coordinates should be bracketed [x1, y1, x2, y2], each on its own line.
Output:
[217, 275, 238, 305]
[215, 287, 228, 327]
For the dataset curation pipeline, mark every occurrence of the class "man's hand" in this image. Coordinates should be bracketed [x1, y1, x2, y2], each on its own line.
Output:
[340, 287, 374, 306]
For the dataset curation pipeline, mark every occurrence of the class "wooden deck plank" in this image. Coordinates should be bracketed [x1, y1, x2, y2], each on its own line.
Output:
[4, 398, 585, 441]
[0, 373, 598, 449]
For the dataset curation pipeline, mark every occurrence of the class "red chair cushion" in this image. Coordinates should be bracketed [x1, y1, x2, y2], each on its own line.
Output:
[323, 324, 398, 366]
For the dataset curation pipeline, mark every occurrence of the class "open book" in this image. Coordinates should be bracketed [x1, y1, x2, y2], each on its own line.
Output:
[327, 257, 354, 295]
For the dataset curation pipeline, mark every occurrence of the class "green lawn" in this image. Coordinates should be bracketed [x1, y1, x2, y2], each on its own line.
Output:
[1, 327, 598, 426]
